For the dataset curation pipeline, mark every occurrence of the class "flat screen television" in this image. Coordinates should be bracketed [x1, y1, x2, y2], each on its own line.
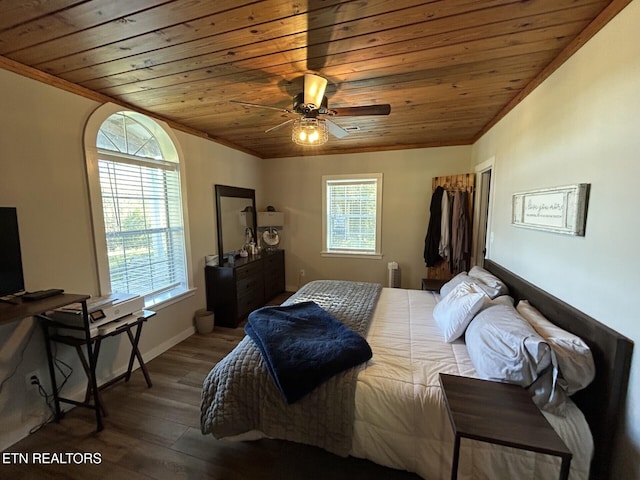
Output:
[0, 207, 25, 297]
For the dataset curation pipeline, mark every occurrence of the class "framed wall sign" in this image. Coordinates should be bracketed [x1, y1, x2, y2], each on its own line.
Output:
[512, 183, 590, 236]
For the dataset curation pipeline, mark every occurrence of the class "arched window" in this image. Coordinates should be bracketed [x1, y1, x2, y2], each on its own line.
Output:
[85, 106, 191, 307]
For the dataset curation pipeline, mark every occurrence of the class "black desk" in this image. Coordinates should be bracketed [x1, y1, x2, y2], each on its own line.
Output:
[0, 293, 89, 326]
[39, 307, 155, 431]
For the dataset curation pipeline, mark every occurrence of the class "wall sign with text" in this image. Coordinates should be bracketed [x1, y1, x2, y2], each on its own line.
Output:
[512, 183, 590, 236]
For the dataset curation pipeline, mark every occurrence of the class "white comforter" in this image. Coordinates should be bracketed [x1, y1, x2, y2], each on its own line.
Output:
[351, 288, 593, 480]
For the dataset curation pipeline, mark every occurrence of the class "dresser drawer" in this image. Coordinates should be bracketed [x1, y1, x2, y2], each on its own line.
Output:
[264, 268, 284, 284]
[237, 273, 264, 297]
[263, 251, 283, 271]
[235, 260, 263, 281]
[263, 251, 285, 300]
[237, 289, 265, 319]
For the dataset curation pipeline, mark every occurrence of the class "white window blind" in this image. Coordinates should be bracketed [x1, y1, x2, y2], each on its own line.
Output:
[97, 157, 187, 298]
[94, 112, 188, 304]
[323, 174, 382, 255]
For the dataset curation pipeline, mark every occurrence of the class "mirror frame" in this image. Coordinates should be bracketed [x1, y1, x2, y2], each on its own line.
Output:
[214, 184, 257, 263]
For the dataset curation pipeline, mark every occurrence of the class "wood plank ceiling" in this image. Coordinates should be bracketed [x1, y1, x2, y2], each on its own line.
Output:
[0, 0, 630, 159]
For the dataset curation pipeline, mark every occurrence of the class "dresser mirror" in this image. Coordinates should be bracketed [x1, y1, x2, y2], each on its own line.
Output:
[215, 185, 257, 261]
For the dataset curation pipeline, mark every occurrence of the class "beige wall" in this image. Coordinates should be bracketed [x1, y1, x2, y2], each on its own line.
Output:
[261, 147, 472, 291]
[0, 69, 261, 450]
[472, 1, 640, 477]
[174, 129, 263, 302]
[1, 1, 638, 475]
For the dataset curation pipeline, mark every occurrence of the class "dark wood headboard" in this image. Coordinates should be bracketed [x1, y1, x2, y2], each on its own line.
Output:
[484, 260, 633, 480]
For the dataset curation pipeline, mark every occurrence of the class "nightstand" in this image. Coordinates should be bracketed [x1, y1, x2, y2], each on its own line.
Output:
[421, 278, 446, 292]
[439, 373, 572, 480]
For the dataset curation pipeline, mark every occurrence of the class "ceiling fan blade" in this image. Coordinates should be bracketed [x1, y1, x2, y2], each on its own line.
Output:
[328, 104, 391, 116]
[303, 73, 328, 108]
[265, 119, 294, 134]
[230, 99, 293, 114]
[325, 119, 349, 139]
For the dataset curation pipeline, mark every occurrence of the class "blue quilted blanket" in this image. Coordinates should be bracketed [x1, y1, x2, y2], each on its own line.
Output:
[245, 301, 372, 404]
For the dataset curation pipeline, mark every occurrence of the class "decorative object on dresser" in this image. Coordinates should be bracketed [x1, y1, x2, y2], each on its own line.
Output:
[205, 250, 285, 327]
[257, 208, 284, 252]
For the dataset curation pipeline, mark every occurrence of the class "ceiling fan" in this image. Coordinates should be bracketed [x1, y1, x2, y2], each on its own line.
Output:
[230, 74, 391, 146]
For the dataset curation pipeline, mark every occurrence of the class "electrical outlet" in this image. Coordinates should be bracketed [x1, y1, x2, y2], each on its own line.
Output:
[299, 269, 306, 277]
[25, 370, 41, 391]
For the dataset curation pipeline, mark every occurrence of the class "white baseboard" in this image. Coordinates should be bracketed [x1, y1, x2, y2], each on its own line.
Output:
[141, 325, 196, 364]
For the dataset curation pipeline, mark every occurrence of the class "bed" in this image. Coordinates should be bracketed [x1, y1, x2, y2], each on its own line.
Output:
[200, 260, 633, 480]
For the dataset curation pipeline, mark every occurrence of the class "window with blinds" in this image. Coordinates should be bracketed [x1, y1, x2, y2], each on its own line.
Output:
[322, 174, 383, 256]
[92, 112, 188, 305]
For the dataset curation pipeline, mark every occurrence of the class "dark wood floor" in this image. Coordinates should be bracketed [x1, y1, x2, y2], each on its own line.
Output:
[3, 293, 421, 480]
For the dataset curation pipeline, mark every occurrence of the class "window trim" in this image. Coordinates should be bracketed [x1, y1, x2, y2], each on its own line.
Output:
[321, 173, 383, 259]
[84, 104, 194, 309]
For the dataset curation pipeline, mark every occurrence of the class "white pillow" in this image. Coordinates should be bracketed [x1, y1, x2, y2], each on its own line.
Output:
[440, 272, 502, 299]
[483, 295, 515, 309]
[439, 272, 469, 298]
[465, 304, 552, 394]
[433, 282, 489, 342]
[468, 265, 509, 296]
[517, 300, 595, 394]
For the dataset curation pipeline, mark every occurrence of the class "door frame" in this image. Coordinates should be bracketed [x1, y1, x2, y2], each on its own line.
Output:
[471, 157, 495, 267]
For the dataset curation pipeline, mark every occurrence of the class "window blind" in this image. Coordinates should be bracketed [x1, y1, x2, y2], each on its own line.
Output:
[97, 157, 187, 298]
[326, 178, 378, 252]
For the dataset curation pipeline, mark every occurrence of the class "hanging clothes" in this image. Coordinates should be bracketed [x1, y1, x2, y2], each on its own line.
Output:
[451, 190, 470, 273]
[424, 186, 445, 267]
[439, 190, 450, 260]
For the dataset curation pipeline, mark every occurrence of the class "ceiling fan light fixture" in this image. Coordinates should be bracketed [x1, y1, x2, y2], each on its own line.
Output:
[292, 118, 328, 146]
[303, 73, 328, 109]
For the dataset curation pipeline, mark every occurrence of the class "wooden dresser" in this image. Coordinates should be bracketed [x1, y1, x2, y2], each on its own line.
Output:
[205, 250, 285, 327]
